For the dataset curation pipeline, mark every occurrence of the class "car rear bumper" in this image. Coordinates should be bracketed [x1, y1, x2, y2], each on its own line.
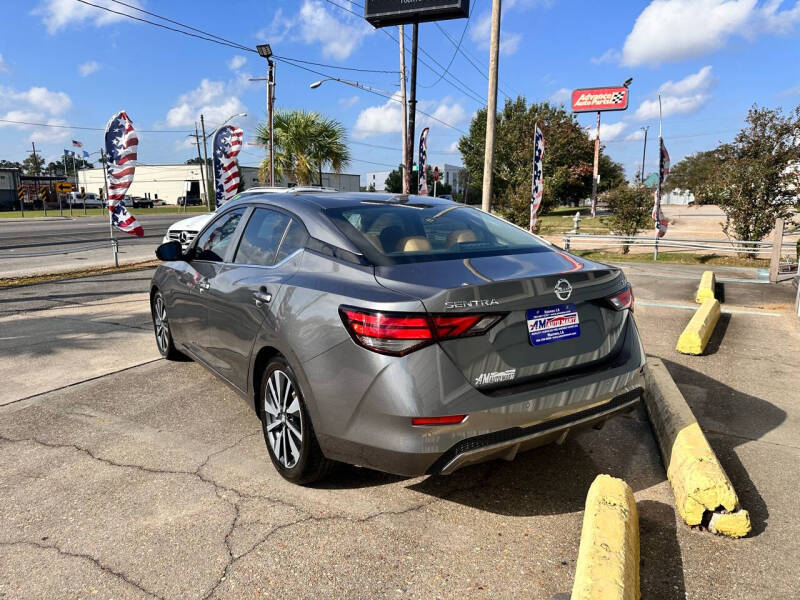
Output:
[307, 315, 646, 477]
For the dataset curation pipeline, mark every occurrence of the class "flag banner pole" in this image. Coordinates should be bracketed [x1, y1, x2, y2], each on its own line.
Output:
[212, 125, 244, 209]
[530, 123, 544, 233]
[100, 148, 118, 267]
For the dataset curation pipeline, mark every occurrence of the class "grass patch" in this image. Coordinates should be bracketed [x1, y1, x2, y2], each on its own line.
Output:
[574, 250, 770, 268]
[0, 205, 209, 218]
[537, 212, 611, 235]
[0, 260, 160, 289]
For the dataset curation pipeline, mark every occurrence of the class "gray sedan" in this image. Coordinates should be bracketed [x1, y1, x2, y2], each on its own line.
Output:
[151, 192, 645, 484]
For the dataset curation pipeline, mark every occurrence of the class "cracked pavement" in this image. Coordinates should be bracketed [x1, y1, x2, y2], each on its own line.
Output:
[1, 265, 799, 599]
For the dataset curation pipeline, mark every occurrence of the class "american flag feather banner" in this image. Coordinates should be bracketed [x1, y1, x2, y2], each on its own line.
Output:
[213, 125, 244, 208]
[530, 124, 544, 232]
[653, 138, 670, 238]
[104, 111, 143, 237]
[417, 127, 429, 196]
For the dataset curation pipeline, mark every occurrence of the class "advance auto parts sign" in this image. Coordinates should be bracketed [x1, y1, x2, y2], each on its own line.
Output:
[364, 0, 469, 27]
[571, 86, 629, 113]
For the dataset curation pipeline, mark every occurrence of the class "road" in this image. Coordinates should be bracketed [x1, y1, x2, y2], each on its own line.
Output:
[0, 213, 206, 278]
[1, 263, 798, 599]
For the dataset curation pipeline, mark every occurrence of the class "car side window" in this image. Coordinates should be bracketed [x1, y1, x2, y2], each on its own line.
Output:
[194, 208, 245, 262]
[233, 208, 291, 266]
[275, 219, 308, 262]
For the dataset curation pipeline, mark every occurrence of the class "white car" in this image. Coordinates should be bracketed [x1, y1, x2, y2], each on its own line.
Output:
[161, 186, 339, 249]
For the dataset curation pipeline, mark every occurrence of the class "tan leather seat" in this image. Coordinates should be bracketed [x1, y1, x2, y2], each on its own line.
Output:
[446, 229, 477, 247]
[399, 236, 432, 252]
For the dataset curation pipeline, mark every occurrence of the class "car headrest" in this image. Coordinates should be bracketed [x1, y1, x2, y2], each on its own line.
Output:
[446, 229, 477, 247]
[399, 236, 432, 252]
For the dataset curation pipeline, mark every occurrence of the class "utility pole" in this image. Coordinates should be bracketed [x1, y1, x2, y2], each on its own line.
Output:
[399, 24, 409, 194]
[590, 111, 601, 217]
[194, 122, 209, 212]
[200, 114, 212, 211]
[29, 142, 45, 216]
[407, 23, 419, 196]
[268, 59, 276, 186]
[481, 0, 502, 213]
[639, 126, 649, 185]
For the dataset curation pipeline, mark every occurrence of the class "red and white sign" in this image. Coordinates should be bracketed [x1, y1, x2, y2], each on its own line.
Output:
[433, 166, 439, 182]
[571, 86, 629, 113]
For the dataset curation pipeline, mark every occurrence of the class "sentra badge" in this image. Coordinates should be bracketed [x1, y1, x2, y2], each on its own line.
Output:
[445, 299, 500, 310]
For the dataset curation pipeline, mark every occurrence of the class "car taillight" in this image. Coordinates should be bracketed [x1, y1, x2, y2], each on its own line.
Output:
[607, 284, 634, 311]
[412, 415, 467, 426]
[340, 307, 505, 356]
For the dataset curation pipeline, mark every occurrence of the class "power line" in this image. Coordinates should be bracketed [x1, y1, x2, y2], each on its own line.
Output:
[79, 0, 398, 74]
[422, 6, 473, 89]
[0, 117, 191, 133]
[271, 55, 398, 74]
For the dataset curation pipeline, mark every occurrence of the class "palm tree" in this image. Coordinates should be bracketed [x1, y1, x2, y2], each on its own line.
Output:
[256, 109, 350, 186]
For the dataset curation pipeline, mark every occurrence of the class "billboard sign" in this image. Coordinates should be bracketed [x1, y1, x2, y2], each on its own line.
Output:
[364, 0, 469, 28]
[571, 86, 629, 113]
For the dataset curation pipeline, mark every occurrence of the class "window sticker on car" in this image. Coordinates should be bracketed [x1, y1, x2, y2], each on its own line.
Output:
[526, 304, 580, 346]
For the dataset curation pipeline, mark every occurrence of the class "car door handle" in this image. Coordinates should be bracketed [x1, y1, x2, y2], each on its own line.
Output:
[253, 288, 272, 307]
[198, 280, 210, 292]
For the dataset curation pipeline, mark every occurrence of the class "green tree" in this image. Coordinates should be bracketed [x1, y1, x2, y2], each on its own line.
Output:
[663, 149, 725, 205]
[0, 159, 22, 169]
[603, 185, 652, 253]
[185, 157, 211, 166]
[458, 96, 619, 227]
[714, 105, 799, 250]
[21, 153, 45, 175]
[384, 166, 403, 193]
[256, 109, 350, 186]
[46, 157, 94, 175]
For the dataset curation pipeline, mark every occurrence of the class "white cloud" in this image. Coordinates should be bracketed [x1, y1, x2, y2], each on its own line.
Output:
[587, 121, 628, 142]
[78, 60, 99, 77]
[634, 65, 715, 120]
[470, 11, 524, 56]
[353, 93, 404, 138]
[447, 140, 460, 153]
[338, 95, 360, 109]
[256, 1, 372, 60]
[635, 94, 711, 120]
[778, 83, 800, 97]
[164, 78, 246, 128]
[658, 65, 714, 95]
[625, 129, 646, 141]
[0, 55, 8, 72]
[34, 0, 143, 34]
[227, 55, 247, 71]
[0, 85, 72, 117]
[353, 95, 466, 139]
[549, 88, 571, 104]
[621, 0, 800, 67]
[591, 49, 620, 65]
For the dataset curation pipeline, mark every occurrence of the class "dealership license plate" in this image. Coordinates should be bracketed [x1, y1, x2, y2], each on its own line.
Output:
[526, 304, 580, 346]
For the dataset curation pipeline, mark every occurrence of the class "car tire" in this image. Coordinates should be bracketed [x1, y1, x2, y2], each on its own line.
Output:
[151, 290, 184, 360]
[259, 357, 336, 485]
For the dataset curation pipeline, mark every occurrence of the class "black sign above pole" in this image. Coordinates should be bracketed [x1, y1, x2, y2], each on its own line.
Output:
[364, 0, 469, 28]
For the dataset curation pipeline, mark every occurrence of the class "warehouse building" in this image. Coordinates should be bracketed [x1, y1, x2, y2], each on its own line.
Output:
[78, 164, 360, 204]
[365, 163, 466, 193]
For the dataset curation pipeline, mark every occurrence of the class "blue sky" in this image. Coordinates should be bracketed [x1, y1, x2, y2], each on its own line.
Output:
[1, 0, 799, 183]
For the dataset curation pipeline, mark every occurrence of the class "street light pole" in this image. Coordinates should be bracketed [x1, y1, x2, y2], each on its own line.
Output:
[268, 59, 275, 186]
[591, 110, 600, 217]
[194, 122, 208, 212]
[481, 0, 502, 213]
[407, 23, 419, 196]
[639, 126, 649, 185]
[399, 24, 409, 194]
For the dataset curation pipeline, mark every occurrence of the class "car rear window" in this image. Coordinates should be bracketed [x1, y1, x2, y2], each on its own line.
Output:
[326, 203, 547, 265]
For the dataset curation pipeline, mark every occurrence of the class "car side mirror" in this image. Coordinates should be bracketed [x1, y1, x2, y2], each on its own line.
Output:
[155, 240, 185, 262]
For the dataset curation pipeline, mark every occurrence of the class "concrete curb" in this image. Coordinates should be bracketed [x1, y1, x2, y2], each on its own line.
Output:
[643, 358, 751, 537]
[570, 474, 640, 600]
[695, 270, 716, 303]
[676, 299, 720, 355]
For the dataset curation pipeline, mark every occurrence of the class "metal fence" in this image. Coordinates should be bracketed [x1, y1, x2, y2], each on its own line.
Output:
[561, 233, 798, 262]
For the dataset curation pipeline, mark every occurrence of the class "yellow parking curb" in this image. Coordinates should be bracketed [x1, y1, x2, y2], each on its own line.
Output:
[643, 358, 750, 537]
[571, 474, 640, 600]
[695, 270, 716, 303]
[676, 299, 720, 355]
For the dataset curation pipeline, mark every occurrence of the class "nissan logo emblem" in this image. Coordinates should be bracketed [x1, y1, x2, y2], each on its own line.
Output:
[554, 279, 573, 301]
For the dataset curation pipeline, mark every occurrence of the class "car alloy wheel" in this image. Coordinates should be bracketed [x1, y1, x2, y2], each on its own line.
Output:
[153, 294, 170, 354]
[264, 369, 304, 469]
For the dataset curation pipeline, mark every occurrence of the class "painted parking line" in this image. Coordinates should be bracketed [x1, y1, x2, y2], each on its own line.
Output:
[636, 300, 782, 317]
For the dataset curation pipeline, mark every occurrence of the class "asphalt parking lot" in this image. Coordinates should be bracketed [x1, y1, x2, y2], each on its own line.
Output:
[1, 263, 798, 599]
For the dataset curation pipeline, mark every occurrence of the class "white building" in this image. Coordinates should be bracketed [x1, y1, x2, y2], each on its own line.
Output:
[78, 164, 360, 204]
[663, 188, 695, 205]
[364, 163, 466, 194]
